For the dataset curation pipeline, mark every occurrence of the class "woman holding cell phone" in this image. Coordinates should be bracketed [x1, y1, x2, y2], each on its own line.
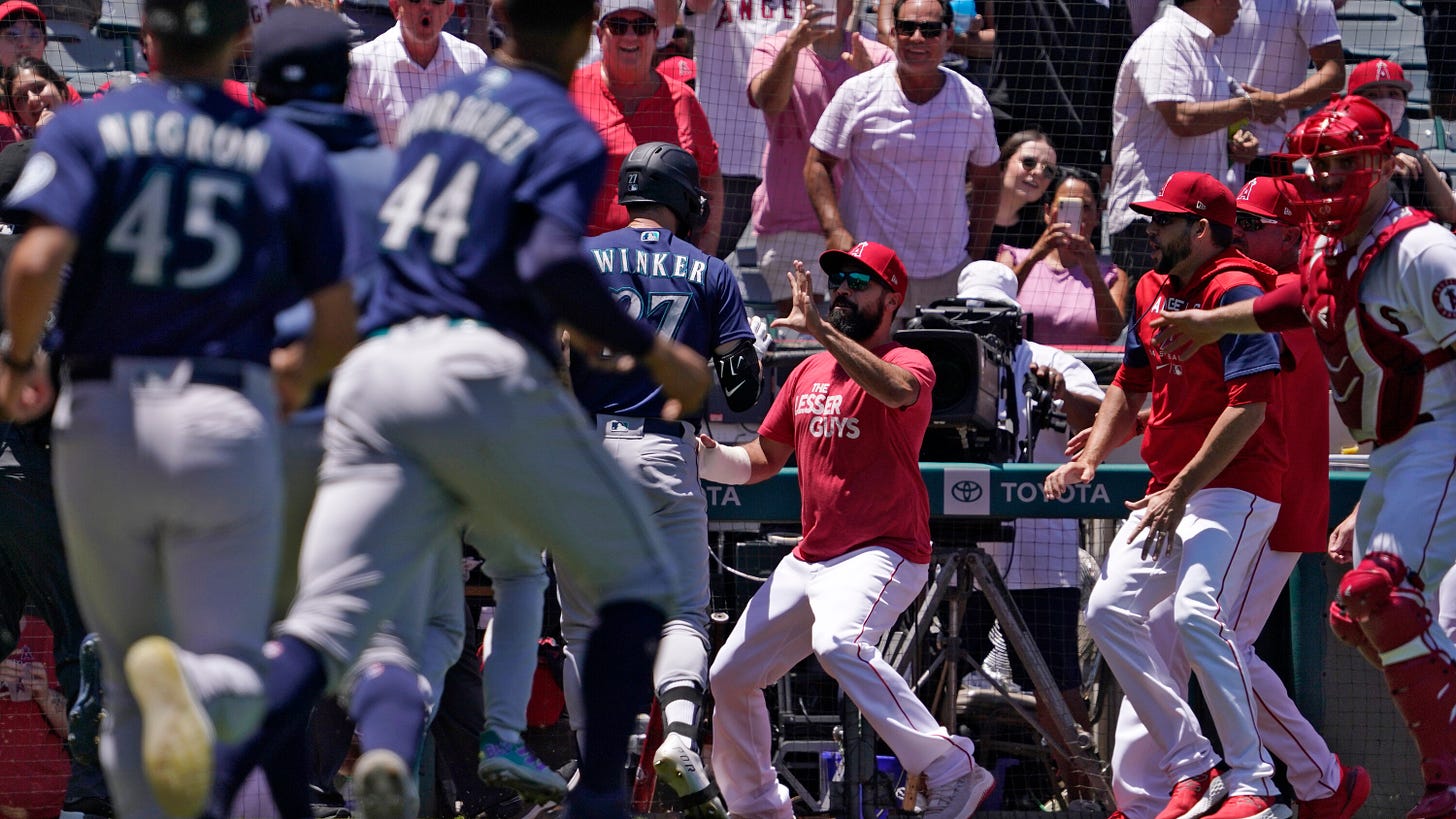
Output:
[997, 166, 1128, 344]
[980, 129, 1059, 259]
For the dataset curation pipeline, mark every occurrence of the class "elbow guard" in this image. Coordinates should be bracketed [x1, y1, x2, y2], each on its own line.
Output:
[715, 338, 762, 412]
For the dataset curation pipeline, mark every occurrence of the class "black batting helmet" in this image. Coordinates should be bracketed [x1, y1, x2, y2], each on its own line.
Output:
[617, 142, 709, 237]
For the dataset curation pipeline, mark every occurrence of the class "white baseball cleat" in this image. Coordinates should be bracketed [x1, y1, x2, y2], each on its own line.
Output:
[923, 762, 996, 819]
[354, 748, 420, 819]
[124, 636, 215, 818]
[652, 733, 729, 819]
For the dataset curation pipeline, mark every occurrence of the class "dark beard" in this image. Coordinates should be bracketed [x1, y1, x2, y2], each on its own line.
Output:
[829, 300, 880, 341]
[1153, 242, 1189, 275]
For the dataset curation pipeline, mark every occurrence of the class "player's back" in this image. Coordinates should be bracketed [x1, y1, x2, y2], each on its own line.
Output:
[11, 81, 343, 364]
[362, 63, 606, 363]
[572, 226, 749, 418]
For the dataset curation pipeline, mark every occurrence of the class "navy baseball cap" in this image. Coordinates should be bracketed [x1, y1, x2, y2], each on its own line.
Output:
[253, 7, 351, 104]
[144, 0, 250, 42]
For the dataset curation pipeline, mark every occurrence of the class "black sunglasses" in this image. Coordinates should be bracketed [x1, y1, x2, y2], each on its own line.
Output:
[602, 15, 657, 35]
[405, 0, 451, 6]
[1149, 212, 1191, 226]
[1018, 156, 1057, 179]
[828, 269, 878, 291]
[1236, 213, 1279, 232]
[894, 19, 945, 38]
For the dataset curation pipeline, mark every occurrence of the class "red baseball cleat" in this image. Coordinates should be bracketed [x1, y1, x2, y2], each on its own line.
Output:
[1297, 760, 1371, 819]
[1154, 768, 1227, 819]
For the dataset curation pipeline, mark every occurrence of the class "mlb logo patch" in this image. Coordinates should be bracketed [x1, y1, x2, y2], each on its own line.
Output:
[626, 172, 640, 190]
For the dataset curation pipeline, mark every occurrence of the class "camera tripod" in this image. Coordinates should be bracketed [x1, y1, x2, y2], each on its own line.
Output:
[881, 542, 1112, 808]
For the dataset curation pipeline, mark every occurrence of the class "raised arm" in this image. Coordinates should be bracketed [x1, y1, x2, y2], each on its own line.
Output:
[806, 146, 853, 251]
[775, 262, 921, 407]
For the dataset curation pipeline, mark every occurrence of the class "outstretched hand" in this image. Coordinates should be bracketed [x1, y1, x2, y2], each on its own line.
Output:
[770, 261, 827, 341]
[1044, 460, 1096, 501]
[1149, 309, 1221, 360]
[842, 32, 876, 73]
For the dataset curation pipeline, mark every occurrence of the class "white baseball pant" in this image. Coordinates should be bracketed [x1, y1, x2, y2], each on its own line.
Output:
[1086, 487, 1280, 799]
[708, 545, 974, 819]
[276, 318, 674, 689]
[1109, 549, 1342, 818]
[50, 358, 281, 818]
[558, 418, 711, 732]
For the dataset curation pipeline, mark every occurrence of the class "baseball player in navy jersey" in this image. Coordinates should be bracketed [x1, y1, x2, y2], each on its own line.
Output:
[1091, 177, 1368, 819]
[0, 0, 354, 813]
[207, 3, 712, 818]
[1046, 172, 1290, 819]
[230, 11, 466, 817]
[547, 140, 761, 819]
[1150, 95, 1456, 819]
[699, 241, 997, 819]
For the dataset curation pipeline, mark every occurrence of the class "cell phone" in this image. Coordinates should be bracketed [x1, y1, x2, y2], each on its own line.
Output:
[809, 7, 837, 30]
[1056, 197, 1084, 233]
[950, 0, 977, 33]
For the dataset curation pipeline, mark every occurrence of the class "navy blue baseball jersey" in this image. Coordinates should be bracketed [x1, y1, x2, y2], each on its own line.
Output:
[360, 64, 607, 360]
[5, 81, 345, 364]
[272, 101, 393, 348]
[573, 226, 752, 419]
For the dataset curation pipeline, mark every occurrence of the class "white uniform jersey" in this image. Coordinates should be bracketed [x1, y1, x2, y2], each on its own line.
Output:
[1314, 201, 1456, 440]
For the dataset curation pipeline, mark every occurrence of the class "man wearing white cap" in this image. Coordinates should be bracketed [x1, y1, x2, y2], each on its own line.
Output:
[955, 261, 1107, 810]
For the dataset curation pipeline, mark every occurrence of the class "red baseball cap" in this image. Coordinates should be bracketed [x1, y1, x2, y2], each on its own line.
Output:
[0, 0, 44, 24]
[655, 55, 695, 84]
[1348, 59, 1413, 96]
[1235, 177, 1303, 227]
[1131, 171, 1237, 229]
[820, 240, 908, 296]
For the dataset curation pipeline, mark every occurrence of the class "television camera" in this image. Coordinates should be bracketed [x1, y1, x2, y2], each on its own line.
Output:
[894, 299, 1066, 464]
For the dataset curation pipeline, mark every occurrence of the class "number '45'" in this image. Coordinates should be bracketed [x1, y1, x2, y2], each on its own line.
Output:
[379, 154, 477, 265]
[108, 170, 244, 289]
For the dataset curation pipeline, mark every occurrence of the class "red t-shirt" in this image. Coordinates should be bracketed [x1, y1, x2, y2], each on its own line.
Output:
[569, 63, 720, 237]
[758, 343, 936, 564]
[1113, 250, 1287, 503]
[1269, 272, 1330, 552]
[0, 617, 69, 818]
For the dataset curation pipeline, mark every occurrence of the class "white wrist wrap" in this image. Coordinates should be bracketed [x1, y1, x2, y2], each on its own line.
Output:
[698, 443, 752, 484]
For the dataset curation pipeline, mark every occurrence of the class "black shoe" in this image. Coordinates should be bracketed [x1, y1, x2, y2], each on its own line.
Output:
[309, 784, 351, 818]
[61, 796, 114, 817]
[67, 633, 103, 768]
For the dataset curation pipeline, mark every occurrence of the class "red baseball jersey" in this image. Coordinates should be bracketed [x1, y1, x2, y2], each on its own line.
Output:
[759, 343, 936, 564]
[1114, 250, 1287, 503]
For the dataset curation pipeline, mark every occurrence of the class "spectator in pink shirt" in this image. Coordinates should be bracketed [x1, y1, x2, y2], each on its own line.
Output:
[997, 167, 1128, 344]
[747, 0, 893, 317]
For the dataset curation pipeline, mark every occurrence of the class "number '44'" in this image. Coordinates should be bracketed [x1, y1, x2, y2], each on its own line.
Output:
[379, 154, 478, 265]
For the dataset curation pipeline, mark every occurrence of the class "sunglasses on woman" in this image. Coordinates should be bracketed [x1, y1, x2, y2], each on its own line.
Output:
[1018, 156, 1057, 179]
[828, 269, 877, 291]
[602, 15, 657, 36]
